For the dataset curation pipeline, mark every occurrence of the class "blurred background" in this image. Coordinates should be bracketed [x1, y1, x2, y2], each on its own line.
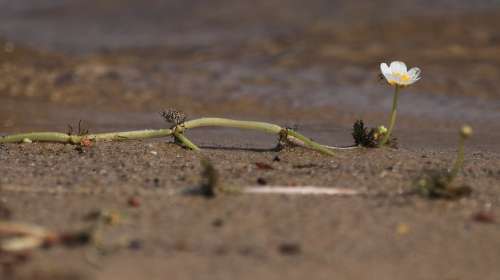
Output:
[1, 0, 499, 138]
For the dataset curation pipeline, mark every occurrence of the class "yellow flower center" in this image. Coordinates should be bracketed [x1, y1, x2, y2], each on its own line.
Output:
[394, 72, 410, 82]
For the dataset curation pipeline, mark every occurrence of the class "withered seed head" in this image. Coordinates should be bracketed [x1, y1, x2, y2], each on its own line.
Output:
[161, 109, 187, 126]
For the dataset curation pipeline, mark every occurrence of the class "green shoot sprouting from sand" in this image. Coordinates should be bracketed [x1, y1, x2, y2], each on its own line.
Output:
[417, 125, 473, 199]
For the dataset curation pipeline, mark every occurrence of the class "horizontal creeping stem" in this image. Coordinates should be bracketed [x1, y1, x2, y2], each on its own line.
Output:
[0, 118, 334, 155]
[286, 130, 334, 156]
[179, 118, 333, 155]
[0, 132, 77, 144]
[182, 118, 283, 134]
[89, 129, 173, 142]
[0, 129, 173, 144]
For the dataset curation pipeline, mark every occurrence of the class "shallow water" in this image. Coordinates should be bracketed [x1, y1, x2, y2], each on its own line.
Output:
[1, 0, 499, 136]
[1, 0, 499, 52]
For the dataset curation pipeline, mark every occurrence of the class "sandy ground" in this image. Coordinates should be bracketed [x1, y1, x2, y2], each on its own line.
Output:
[1, 1, 500, 279]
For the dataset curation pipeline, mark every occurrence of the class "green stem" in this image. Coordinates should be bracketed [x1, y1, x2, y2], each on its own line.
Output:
[1, 118, 334, 155]
[321, 144, 360, 150]
[89, 129, 172, 142]
[449, 136, 465, 179]
[183, 117, 334, 155]
[379, 85, 400, 147]
[173, 132, 200, 151]
[0, 132, 76, 144]
[183, 118, 282, 134]
[286, 130, 335, 156]
[0, 129, 172, 144]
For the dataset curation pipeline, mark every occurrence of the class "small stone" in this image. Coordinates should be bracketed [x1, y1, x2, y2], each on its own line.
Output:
[255, 162, 273, 170]
[128, 196, 141, 208]
[256, 177, 267, 185]
[472, 211, 495, 224]
[128, 239, 143, 250]
[396, 223, 410, 235]
[212, 218, 224, 227]
[80, 138, 93, 147]
[278, 242, 301, 255]
[153, 178, 160, 187]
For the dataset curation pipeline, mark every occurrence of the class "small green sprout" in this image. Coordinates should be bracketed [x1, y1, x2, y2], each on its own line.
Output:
[183, 158, 241, 198]
[417, 125, 473, 199]
[198, 158, 218, 198]
[202, 159, 244, 195]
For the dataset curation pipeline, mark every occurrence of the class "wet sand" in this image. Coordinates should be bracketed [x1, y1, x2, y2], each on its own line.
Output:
[1, 1, 500, 279]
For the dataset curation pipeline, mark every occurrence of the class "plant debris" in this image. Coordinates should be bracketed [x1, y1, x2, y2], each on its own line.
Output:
[128, 239, 144, 251]
[83, 209, 122, 226]
[211, 218, 224, 228]
[256, 177, 267, 185]
[274, 128, 295, 151]
[67, 120, 89, 136]
[293, 163, 319, 169]
[127, 196, 141, 208]
[352, 120, 376, 147]
[0, 222, 92, 254]
[416, 170, 472, 199]
[244, 186, 359, 195]
[0, 202, 12, 220]
[183, 158, 219, 198]
[79, 137, 93, 147]
[352, 120, 397, 148]
[278, 242, 302, 256]
[161, 109, 186, 126]
[199, 158, 218, 198]
[472, 211, 496, 224]
[183, 158, 242, 197]
[255, 162, 274, 170]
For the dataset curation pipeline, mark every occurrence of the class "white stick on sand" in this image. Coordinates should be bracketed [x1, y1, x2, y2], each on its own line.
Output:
[243, 186, 359, 195]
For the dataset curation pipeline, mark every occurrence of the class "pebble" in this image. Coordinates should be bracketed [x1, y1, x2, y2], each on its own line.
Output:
[278, 242, 302, 255]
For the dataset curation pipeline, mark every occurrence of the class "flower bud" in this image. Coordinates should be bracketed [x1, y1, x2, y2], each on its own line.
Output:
[378, 125, 388, 135]
[460, 125, 472, 139]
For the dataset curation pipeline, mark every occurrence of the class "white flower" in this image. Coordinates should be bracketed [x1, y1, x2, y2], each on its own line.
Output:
[380, 61, 421, 86]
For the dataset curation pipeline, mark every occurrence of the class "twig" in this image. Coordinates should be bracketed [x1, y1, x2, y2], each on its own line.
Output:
[0, 222, 91, 253]
[242, 186, 360, 195]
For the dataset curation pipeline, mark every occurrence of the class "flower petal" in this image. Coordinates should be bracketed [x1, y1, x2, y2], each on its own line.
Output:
[380, 63, 391, 75]
[390, 61, 407, 74]
[408, 67, 421, 81]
